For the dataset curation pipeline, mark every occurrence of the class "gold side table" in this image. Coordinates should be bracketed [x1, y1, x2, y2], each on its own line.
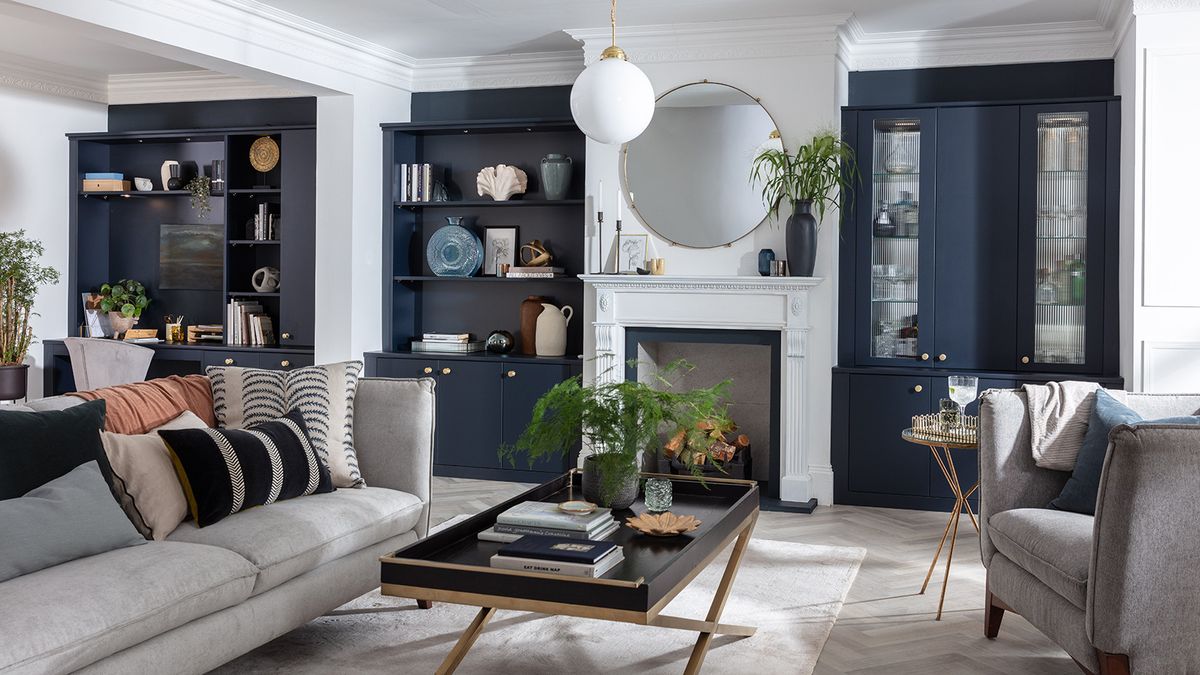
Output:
[901, 428, 979, 621]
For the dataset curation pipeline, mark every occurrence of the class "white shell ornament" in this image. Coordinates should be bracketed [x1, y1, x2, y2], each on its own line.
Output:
[476, 164, 528, 201]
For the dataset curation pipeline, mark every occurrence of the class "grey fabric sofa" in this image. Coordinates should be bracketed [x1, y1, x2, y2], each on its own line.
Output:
[979, 389, 1200, 675]
[0, 377, 435, 675]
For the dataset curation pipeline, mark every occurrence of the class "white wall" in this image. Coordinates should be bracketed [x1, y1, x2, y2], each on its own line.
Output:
[0, 86, 106, 399]
[1115, 8, 1200, 392]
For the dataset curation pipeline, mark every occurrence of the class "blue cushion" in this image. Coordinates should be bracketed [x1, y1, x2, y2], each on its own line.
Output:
[0, 461, 145, 582]
[1051, 389, 1200, 515]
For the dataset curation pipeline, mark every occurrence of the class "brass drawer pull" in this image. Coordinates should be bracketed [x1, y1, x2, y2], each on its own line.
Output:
[937, 354, 947, 361]
[441, 367, 452, 375]
[281, 332, 292, 340]
[1021, 356, 1030, 364]
[280, 360, 290, 368]
[914, 384, 924, 393]
[224, 358, 235, 365]
[423, 366, 433, 374]
[920, 353, 930, 361]
[506, 370, 517, 378]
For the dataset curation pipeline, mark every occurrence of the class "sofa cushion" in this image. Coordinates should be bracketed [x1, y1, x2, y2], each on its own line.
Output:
[0, 541, 256, 674]
[0, 399, 112, 500]
[988, 508, 1093, 609]
[68, 374, 216, 434]
[168, 486, 422, 595]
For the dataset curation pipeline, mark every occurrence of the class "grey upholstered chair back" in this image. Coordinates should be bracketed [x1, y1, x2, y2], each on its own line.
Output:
[63, 337, 154, 391]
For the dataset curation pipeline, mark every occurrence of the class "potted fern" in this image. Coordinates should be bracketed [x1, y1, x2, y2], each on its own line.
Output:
[500, 360, 734, 509]
[751, 130, 858, 276]
[0, 230, 60, 400]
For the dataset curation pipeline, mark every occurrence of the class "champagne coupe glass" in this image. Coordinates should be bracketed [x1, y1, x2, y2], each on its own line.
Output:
[948, 376, 979, 426]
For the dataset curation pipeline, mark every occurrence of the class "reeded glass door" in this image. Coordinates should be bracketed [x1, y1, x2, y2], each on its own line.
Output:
[1018, 104, 1105, 372]
[857, 109, 936, 365]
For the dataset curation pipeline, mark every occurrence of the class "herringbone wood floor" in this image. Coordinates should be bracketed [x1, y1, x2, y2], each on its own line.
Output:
[431, 476, 1076, 675]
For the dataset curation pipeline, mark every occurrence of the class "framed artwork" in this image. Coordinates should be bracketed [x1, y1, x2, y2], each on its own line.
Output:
[618, 233, 648, 274]
[484, 226, 519, 276]
[159, 223, 223, 290]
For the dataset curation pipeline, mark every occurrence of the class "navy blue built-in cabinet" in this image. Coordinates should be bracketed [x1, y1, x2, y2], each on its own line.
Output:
[834, 64, 1123, 510]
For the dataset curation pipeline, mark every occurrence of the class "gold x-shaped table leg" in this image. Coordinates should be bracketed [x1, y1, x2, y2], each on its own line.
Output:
[434, 514, 759, 674]
[919, 445, 980, 620]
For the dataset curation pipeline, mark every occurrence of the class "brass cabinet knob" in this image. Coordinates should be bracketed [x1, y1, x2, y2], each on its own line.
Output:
[423, 366, 433, 374]
[506, 370, 517, 378]
[280, 360, 290, 368]
[937, 354, 947, 361]
[281, 332, 292, 340]
[920, 353, 930, 361]
[441, 367, 451, 375]
[1021, 355, 1031, 364]
[224, 358, 235, 365]
[914, 384, 924, 393]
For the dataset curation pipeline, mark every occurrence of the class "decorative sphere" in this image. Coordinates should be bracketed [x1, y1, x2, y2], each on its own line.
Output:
[486, 330, 515, 354]
[570, 56, 655, 145]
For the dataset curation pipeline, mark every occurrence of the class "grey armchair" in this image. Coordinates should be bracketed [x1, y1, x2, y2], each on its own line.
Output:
[63, 337, 154, 390]
[979, 389, 1200, 675]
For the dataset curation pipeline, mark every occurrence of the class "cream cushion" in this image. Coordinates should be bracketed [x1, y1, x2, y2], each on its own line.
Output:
[101, 411, 208, 539]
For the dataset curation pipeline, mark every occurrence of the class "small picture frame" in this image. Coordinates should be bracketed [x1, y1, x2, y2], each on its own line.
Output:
[618, 233, 648, 273]
[484, 226, 519, 276]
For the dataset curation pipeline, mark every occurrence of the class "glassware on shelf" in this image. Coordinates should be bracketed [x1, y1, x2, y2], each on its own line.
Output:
[1036, 268, 1057, 304]
[870, 118, 921, 359]
[948, 376, 978, 422]
[873, 201, 894, 237]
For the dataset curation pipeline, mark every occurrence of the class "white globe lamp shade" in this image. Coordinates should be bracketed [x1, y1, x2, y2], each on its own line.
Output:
[570, 55, 655, 146]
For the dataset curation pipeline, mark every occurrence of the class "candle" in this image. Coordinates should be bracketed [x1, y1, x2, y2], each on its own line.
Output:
[617, 189, 624, 220]
[598, 179, 604, 213]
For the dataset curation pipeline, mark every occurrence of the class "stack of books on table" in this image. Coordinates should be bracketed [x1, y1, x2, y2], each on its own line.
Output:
[410, 332, 484, 353]
[490, 535, 625, 578]
[479, 501, 620, 542]
[505, 266, 565, 279]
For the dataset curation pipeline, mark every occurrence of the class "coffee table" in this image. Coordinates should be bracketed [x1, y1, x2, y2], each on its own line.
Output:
[380, 471, 759, 674]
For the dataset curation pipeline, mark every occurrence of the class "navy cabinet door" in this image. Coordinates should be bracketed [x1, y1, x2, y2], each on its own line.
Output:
[434, 360, 502, 470]
[854, 109, 938, 367]
[933, 106, 1020, 371]
[847, 373, 932, 496]
[500, 363, 574, 474]
[1016, 103, 1107, 374]
[279, 128, 316, 347]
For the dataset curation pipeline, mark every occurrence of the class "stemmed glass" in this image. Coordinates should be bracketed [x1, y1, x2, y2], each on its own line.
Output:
[948, 376, 978, 427]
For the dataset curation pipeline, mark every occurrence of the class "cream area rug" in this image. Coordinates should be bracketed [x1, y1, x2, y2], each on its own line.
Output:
[217, 538, 865, 675]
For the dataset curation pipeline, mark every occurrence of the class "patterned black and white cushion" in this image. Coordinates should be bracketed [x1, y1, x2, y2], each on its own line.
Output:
[159, 409, 334, 528]
[207, 361, 364, 488]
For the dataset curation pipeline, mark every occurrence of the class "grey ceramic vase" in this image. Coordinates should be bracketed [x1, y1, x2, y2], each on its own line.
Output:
[540, 154, 573, 201]
[786, 200, 818, 277]
[581, 455, 639, 510]
[0, 364, 29, 401]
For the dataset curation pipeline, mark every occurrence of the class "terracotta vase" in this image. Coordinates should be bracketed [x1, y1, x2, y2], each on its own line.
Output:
[519, 295, 547, 355]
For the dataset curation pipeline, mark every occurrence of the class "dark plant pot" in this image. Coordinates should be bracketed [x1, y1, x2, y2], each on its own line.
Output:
[581, 454, 639, 510]
[786, 200, 818, 277]
[0, 364, 30, 401]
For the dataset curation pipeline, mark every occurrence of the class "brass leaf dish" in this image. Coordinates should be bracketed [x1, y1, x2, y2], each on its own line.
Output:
[626, 512, 702, 537]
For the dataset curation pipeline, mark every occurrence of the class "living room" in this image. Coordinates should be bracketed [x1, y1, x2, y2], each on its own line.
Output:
[1, 0, 1198, 673]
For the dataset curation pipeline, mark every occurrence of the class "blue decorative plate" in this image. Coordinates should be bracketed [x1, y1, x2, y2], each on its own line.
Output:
[427, 224, 482, 277]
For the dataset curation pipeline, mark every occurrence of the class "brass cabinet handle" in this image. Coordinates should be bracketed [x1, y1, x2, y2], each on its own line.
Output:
[280, 360, 290, 368]
[914, 384, 924, 393]
[506, 370, 517, 378]
[920, 353, 930, 361]
[1021, 356, 1030, 364]
[937, 354, 947, 361]
[423, 366, 433, 374]
[441, 367, 451, 375]
[281, 332, 292, 340]
[224, 358, 235, 365]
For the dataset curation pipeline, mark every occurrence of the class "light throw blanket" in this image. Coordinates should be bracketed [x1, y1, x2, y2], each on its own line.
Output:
[1022, 381, 1126, 471]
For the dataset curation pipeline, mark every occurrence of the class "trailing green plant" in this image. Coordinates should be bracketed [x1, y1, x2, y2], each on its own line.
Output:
[0, 230, 60, 365]
[186, 176, 212, 219]
[500, 359, 735, 504]
[750, 129, 859, 227]
[98, 279, 150, 318]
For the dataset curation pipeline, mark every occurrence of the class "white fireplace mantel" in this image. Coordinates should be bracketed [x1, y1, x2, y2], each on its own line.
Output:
[581, 274, 823, 504]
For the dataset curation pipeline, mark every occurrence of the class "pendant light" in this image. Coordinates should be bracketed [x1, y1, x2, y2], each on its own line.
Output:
[570, 0, 655, 145]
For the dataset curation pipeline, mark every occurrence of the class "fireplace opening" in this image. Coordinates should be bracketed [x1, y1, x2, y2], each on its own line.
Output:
[624, 327, 781, 500]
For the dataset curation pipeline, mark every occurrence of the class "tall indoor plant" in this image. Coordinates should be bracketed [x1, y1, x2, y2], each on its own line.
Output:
[751, 130, 858, 276]
[0, 230, 60, 400]
[501, 360, 734, 509]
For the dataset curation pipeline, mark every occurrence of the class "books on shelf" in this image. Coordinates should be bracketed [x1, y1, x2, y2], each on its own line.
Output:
[422, 332, 471, 343]
[489, 534, 624, 578]
[187, 324, 223, 344]
[410, 340, 484, 353]
[398, 163, 435, 202]
[226, 301, 276, 346]
[252, 203, 278, 241]
[506, 266, 566, 279]
[495, 501, 613, 532]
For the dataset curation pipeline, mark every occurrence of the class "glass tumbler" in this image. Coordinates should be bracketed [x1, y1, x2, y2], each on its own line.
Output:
[644, 478, 673, 512]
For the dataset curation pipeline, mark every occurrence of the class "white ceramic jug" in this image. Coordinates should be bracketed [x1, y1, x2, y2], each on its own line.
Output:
[535, 303, 573, 357]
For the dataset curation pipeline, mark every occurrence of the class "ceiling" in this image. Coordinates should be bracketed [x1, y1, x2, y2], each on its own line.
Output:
[258, 0, 1109, 59]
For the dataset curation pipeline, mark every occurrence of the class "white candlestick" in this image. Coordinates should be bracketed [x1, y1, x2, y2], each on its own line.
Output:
[598, 179, 604, 213]
[617, 189, 624, 220]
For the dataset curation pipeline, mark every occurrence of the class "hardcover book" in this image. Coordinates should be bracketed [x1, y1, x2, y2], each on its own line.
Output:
[498, 535, 617, 565]
[492, 519, 618, 541]
[495, 501, 613, 532]
[490, 548, 624, 578]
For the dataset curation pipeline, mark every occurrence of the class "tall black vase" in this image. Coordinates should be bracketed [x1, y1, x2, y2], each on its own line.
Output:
[786, 200, 818, 277]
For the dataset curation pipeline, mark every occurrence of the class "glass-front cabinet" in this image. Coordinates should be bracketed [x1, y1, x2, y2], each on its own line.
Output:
[1018, 103, 1107, 373]
[857, 109, 936, 366]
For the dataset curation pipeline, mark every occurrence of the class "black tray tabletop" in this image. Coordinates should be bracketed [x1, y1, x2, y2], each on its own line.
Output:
[381, 472, 759, 616]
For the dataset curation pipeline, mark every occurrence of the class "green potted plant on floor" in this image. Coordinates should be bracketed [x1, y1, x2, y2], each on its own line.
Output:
[0, 230, 61, 400]
[97, 279, 150, 338]
[751, 129, 858, 277]
[500, 360, 735, 509]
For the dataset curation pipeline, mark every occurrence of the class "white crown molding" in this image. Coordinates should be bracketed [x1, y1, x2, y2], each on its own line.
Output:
[0, 51, 107, 103]
[840, 15, 1119, 71]
[413, 51, 582, 92]
[565, 15, 851, 65]
[107, 70, 300, 104]
[1133, 0, 1200, 13]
